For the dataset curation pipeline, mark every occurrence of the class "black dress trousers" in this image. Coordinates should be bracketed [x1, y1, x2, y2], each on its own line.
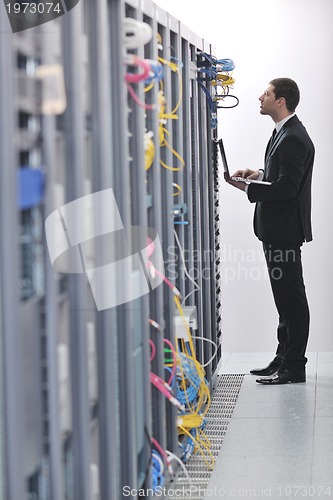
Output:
[263, 242, 310, 371]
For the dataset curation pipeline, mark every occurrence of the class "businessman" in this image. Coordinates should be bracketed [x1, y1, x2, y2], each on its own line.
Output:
[228, 78, 315, 385]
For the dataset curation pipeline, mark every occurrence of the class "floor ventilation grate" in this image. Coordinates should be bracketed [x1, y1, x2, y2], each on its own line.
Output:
[164, 374, 244, 499]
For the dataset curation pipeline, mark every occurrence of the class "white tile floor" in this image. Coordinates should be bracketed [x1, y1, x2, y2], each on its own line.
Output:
[206, 352, 333, 500]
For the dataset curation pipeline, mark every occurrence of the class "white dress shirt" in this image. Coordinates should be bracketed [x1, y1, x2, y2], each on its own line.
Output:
[244, 113, 295, 193]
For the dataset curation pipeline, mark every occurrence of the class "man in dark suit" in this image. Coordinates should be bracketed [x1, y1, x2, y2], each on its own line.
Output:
[229, 78, 315, 384]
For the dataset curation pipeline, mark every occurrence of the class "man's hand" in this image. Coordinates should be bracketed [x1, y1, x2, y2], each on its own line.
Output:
[232, 168, 260, 180]
[226, 168, 261, 191]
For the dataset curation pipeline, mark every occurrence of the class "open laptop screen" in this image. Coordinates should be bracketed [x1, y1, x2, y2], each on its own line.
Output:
[216, 137, 271, 186]
[217, 138, 231, 181]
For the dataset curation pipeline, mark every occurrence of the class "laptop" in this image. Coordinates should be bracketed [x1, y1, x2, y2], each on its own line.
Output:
[217, 138, 271, 185]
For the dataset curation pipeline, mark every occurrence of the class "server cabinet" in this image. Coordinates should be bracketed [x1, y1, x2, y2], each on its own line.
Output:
[0, 0, 231, 498]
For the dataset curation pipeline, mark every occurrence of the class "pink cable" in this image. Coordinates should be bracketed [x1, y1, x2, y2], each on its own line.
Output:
[125, 56, 151, 83]
[149, 318, 176, 387]
[150, 373, 184, 412]
[149, 339, 156, 362]
[150, 372, 171, 399]
[156, 268, 179, 294]
[149, 318, 161, 330]
[146, 237, 181, 296]
[127, 84, 155, 110]
[146, 261, 181, 297]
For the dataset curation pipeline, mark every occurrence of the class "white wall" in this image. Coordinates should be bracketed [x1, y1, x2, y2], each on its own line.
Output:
[154, 0, 333, 351]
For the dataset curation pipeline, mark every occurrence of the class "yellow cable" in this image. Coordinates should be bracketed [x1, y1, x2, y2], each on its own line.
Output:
[178, 425, 215, 470]
[145, 136, 155, 171]
[215, 74, 235, 85]
[196, 429, 214, 463]
[158, 123, 185, 171]
[158, 57, 183, 116]
[172, 183, 182, 197]
[156, 59, 185, 172]
[178, 414, 204, 428]
[144, 82, 154, 93]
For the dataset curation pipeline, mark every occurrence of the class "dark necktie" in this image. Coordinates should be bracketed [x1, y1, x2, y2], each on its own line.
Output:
[265, 128, 277, 160]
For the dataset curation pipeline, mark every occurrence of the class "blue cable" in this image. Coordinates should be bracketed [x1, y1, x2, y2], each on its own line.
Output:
[198, 82, 217, 129]
[182, 430, 196, 462]
[152, 452, 165, 490]
[164, 366, 176, 388]
[176, 353, 206, 408]
[170, 56, 184, 69]
[216, 58, 235, 71]
[196, 51, 217, 67]
[198, 67, 218, 81]
[144, 61, 164, 84]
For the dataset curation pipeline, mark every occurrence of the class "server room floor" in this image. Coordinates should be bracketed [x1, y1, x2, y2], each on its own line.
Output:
[206, 351, 333, 499]
[166, 351, 333, 499]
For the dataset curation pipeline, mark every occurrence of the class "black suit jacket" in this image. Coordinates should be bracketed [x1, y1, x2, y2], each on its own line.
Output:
[248, 115, 315, 243]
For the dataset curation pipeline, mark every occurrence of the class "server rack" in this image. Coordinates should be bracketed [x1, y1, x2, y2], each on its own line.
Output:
[0, 0, 230, 498]
[0, 8, 25, 500]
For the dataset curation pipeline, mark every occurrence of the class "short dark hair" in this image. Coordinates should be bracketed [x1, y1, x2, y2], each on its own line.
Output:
[269, 77, 300, 112]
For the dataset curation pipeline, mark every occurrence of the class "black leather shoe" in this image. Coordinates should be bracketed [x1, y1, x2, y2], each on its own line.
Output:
[256, 369, 306, 385]
[250, 359, 282, 376]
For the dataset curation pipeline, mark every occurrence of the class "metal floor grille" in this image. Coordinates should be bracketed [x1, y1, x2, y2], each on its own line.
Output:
[165, 374, 244, 499]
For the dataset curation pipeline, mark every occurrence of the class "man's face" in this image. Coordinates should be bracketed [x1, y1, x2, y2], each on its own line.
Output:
[259, 84, 278, 117]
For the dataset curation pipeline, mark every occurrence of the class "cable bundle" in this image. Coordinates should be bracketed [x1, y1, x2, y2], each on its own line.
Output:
[124, 31, 185, 174]
[173, 296, 214, 469]
[197, 52, 239, 128]
[176, 352, 208, 410]
[147, 236, 215, 469]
